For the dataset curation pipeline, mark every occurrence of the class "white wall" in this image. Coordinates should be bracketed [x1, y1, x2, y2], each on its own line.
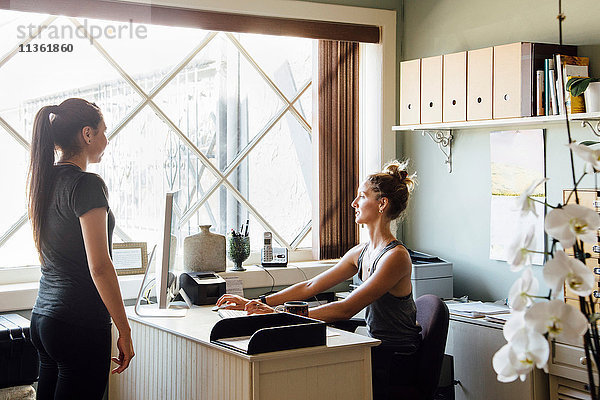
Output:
[400, 0, 600, 300]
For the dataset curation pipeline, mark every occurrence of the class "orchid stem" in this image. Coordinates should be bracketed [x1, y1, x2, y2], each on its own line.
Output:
[528, 196, 557, 208]
[565, 172, 588, 204]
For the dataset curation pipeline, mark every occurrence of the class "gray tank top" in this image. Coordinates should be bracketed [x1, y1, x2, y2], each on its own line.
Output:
[357, 240, 421, 354]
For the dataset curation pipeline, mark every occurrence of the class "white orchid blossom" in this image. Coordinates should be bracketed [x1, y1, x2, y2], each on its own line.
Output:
[516, 178, 547, 217]
[506, 225, 536, 271]
[543, 250, 594, 298]
[508, 267, 539, 311]
[525, 299, 588, 342]
[493, 326, 549, 382]
[568, 142, 600, 173]
[545, 204, 600, 248]
[503, 311, 527, 341]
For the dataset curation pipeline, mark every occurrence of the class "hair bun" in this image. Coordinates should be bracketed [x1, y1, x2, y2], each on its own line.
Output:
[383, 160, 408, 179]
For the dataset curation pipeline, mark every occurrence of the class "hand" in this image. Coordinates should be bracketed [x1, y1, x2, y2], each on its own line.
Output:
[111, 333, 135, 374]
[245, 300, 276, 315]
[216, 294, 250, 310]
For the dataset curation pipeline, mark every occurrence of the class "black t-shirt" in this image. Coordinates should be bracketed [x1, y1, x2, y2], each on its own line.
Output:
[33, 164, 114, 329]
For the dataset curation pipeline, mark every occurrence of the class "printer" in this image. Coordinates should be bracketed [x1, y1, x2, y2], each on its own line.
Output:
[408, 250, 453, 300]
[352, 249, 453, 300]
[179, 271, 227, 305]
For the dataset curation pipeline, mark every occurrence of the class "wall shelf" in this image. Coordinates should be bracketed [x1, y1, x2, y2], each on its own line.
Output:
[392, 111, 600, 132]
[393, 112, 600, 173]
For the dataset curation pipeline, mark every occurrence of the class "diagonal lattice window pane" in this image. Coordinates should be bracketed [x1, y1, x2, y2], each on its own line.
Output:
[91, 107, 221, 244]
[0, 124, 28, 236]
[0, 222, 38, 268]
[234, 116, 312, 246]
[153, 32, 287, 173]
[238, 34, 312, 104]
[0, 8, 314, 270]
[93, 19, 206, 93]
[0, 16, 139, 133]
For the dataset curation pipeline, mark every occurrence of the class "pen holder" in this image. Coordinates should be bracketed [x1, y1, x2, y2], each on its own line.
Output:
[227, 235, 250, 271]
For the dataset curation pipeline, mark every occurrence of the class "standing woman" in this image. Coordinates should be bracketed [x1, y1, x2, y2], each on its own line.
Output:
[27, 98, 134, 399]
[217, 160, 421, 399]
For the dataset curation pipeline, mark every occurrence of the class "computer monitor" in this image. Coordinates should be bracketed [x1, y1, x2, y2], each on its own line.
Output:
[157, 191, 176, 309]
[134, 191, 188, 318]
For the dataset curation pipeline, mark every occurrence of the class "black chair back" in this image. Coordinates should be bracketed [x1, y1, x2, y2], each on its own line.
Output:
[415, 294, 449, 399]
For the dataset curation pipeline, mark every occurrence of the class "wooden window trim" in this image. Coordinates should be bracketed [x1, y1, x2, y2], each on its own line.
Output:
[0, 0, 380, 43]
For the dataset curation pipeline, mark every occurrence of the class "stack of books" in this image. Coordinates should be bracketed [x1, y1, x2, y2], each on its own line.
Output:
[539, 51, 589, 116]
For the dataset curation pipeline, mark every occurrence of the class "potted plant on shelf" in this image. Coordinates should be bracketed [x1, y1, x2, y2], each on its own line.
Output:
[567, 76, 600, 113]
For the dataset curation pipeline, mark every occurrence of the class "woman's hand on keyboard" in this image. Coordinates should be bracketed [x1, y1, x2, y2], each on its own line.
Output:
[216, 294, 250, 310]
[245, 300, 275, 315]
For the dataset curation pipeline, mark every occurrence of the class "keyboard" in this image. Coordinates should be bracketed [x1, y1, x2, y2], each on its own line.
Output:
[218, 309, 248, 319]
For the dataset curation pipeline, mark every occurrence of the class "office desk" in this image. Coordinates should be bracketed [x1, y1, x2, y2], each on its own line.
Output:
[108, 306, 380, 400]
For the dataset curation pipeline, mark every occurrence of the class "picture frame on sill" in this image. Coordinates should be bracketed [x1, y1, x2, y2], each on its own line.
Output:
[112, 242, 148, 276]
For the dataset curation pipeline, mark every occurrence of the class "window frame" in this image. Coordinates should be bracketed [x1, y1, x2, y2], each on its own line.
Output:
[0, 0, 396, 286]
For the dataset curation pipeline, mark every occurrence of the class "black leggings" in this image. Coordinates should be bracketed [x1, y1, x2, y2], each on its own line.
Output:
[30, 313, 111, 400]
[371, 345, 419, 400]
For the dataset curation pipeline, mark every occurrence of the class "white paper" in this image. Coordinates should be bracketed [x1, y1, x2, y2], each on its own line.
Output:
[489, 129, 545, 265]
[112, 248, 142, 270]
[217, 336, 252, 352]
[223, 276, 244, 297]
[447, 301, 510, 317]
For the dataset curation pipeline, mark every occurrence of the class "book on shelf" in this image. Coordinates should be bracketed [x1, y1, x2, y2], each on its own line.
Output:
[530, 43, 576, 116]
[536, 70, 544, 116]
[555, 54, 589, 114]
[549, 69, 559, 115]
[544, 59, 553, 115]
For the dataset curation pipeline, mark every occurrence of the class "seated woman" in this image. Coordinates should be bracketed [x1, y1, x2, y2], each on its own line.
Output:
[217, 160, 421, 399]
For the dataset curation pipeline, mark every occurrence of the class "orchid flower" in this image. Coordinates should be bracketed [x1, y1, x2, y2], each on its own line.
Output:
[516, 178, 547, 217]
[503, 311, 527, 341]
[568, 142, 600, 173]
[493, 326, 549, 382]
[508, 267, 539, 311]
[545, 204, 600, 248]
[525, 299, 588, 342]
[543, 250, 594, 298]
[506, 225, 535, 271]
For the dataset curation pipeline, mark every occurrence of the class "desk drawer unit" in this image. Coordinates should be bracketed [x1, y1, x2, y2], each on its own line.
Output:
[446, 317, 548, 400]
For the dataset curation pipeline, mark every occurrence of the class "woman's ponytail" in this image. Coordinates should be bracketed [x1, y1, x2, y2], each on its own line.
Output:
[28, 106, 57, 255]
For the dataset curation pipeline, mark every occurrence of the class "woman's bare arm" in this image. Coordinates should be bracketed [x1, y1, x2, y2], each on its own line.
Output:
[80, 207, 134, 373]
[308, 247, 411, 322]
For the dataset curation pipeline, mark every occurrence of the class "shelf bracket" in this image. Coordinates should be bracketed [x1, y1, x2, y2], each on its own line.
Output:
[573, 117, 600, 137]
[419, 129, 454, 173]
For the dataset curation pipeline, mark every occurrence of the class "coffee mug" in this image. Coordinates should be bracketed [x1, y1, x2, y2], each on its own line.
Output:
[282, 301, 309, 317]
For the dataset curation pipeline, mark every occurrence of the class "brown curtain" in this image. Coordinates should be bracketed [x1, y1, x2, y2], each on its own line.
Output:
[318, 41, 360, 260]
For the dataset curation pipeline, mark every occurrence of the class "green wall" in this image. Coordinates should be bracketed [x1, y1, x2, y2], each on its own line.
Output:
[400, 0, 600, 301]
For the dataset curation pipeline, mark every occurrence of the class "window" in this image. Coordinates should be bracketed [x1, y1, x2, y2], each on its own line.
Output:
[0, 10, 313, 270]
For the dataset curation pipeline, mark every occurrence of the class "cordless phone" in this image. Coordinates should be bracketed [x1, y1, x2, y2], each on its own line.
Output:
[260, 232, 288, 267]
[262, 232, 273, 262]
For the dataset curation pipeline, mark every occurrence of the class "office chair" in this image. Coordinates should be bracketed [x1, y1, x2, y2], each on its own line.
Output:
[389, 294, 450, 400]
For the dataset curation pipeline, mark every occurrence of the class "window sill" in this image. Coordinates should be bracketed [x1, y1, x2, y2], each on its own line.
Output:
[219, 260, 340, 288]
[0, 260, 341, 312]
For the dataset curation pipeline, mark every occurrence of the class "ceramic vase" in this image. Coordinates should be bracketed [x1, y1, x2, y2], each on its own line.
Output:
[183, 225, 226, 272]
[585, 82, 600, 113]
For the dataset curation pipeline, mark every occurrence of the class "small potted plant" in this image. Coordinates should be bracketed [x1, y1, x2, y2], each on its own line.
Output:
[567, 76, 600, 113]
